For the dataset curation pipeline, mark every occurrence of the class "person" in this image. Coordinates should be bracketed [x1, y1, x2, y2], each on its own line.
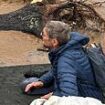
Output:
[20, 21, 104, 101]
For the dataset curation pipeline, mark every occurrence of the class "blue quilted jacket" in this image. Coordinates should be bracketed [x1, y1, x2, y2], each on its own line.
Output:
[40, 32, 104, 101]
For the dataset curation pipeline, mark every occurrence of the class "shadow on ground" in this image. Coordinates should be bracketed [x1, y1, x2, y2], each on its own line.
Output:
[0, 64, 50, 105]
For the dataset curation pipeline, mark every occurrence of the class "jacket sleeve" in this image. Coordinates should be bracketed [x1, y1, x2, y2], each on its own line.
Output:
[53, 54, 78, 96]
[39, 69, 54, 86]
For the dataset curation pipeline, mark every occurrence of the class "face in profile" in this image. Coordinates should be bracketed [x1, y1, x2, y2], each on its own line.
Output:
[41, 28, 53, 49]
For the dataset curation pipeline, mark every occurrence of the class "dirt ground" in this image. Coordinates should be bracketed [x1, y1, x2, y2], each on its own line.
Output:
[0, 30, 49, 67]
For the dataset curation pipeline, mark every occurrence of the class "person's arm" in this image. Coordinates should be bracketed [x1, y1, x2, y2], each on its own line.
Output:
[39, 69, 54, 86]
[25, 69, 54, 93]
[53, 55, 78, 96]
[41, 92, 53, 100]
[25, 81, 44, 92]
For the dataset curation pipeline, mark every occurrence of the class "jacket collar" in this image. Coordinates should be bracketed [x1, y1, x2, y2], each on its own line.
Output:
[49, 32, 89, 57]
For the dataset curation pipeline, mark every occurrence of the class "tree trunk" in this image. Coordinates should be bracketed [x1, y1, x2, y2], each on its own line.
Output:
[0, 4, 43, 38]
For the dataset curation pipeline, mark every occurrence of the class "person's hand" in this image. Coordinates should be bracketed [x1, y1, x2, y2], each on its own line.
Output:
[41, 92, 53, 100]
[25, 81, 44, 92]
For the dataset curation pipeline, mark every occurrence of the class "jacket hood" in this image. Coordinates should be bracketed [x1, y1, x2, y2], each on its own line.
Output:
[66, 32, 89, 47]
[49, 32, 89, 56]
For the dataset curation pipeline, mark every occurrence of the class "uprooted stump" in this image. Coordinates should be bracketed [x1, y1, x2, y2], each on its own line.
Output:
[0, 1, 105, 38]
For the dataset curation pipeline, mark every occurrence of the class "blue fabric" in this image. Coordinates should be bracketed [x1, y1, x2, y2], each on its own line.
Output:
[40, 32, 104, 101]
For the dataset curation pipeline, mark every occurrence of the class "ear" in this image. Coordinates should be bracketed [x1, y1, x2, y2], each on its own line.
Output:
[52, 38, 59, 48]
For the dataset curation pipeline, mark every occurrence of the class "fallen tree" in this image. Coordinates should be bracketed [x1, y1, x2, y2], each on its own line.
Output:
[0, 0, 105, 38]
[0, 4, 43, 38]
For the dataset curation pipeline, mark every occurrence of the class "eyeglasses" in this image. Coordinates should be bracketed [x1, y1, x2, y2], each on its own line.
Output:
[40, 31, 44, 36]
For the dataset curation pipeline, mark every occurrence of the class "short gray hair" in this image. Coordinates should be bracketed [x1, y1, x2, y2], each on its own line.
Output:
[45, 21, 71, 45]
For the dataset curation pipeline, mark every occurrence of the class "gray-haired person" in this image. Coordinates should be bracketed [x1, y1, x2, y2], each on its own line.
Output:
[20, 21, 104, 101]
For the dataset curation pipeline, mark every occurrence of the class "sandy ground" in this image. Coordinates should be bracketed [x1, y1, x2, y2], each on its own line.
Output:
[0, 1, 26, 14]
[0, 1, 49, 67]
[0, 31, 50, 67]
